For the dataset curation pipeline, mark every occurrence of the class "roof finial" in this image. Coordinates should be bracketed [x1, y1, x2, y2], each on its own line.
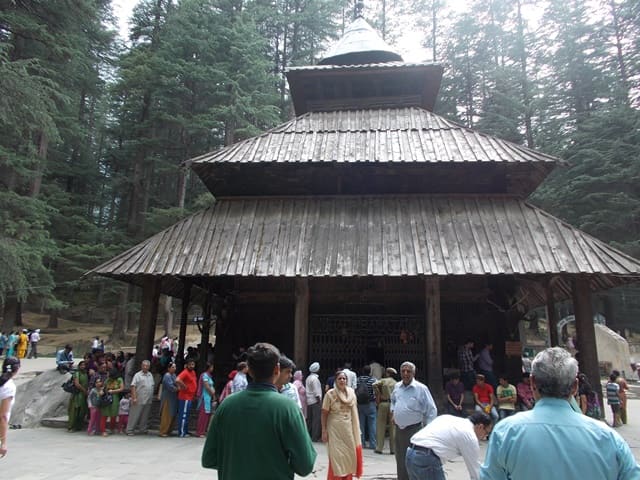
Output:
[354, 0, 364, 20]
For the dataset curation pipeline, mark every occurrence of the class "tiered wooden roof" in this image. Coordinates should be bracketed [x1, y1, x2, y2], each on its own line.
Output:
[89, 195, 640, 301]
[189, 107, 557, 197]
[89, 16, 640, 303]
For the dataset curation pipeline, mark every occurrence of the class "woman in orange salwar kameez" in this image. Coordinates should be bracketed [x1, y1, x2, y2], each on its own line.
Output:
[321, 371, 363, 480]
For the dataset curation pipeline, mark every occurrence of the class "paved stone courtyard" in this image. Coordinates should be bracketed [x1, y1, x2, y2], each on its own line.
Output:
[4, 358, 640, 479]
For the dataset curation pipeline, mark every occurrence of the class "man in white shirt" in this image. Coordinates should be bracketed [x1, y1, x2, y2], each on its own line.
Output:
[342, 362, 357, 389]
[305, 361, 322, 441]
[126, 360, 156, 435]
[28, 329, 40, 358]
[231, 362, 249, 393]
[406, 412, 492, 480]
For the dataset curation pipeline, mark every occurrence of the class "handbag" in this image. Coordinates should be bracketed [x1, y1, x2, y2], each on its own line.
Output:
[62, 377, 78, 394]
[99, 392, 114, 407]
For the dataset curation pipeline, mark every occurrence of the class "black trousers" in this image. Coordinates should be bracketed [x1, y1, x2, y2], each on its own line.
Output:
[307, 402, 322, 441]
[394, 422, 422, 480]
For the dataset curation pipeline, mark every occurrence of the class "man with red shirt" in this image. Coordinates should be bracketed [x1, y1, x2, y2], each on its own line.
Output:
[176, 358, 198, 437]
[473, 374, 498, 422]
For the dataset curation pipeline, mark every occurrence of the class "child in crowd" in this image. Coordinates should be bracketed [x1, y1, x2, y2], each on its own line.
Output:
[87, 378, 104, 435]
[606, 373, 622, 427]
[118, 391, 131, 434]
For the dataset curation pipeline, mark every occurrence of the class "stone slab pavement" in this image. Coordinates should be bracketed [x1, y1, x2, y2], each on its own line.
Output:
[3, 357, 640, 479]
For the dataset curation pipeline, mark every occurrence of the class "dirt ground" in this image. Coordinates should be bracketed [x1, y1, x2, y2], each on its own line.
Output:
[12, 312, 204, 356]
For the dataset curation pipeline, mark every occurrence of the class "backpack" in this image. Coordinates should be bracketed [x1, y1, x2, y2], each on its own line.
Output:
[355, 380, 370, 404]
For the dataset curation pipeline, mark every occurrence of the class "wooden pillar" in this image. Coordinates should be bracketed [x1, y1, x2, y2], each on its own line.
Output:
[572, 276, 602, 406]
[294, 278, 309, 370]
[425, 277, 444, 407]
[198, 288, 215, 374]
[176, 280, 191, 372]
[546, 278, 559, 347]
[134, 277, 161, 370]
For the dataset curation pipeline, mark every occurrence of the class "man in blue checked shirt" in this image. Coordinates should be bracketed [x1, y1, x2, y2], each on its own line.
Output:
[481, 347, 640, 480]
[390, 361, 437, 480]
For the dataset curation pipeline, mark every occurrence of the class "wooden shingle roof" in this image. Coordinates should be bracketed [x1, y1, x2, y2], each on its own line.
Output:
[189, 108, 559, 197]
[89, 195, 640, 301]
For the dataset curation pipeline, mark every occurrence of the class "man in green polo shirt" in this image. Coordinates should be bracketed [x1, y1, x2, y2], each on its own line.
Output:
[202, 342, 317, 479]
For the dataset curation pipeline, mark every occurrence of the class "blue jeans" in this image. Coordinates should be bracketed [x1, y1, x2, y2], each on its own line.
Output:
[475, 403, 499, 423]
[358, 401, 377, 449]
[499, 408, 517, 420]
[405, 445, 445, 480]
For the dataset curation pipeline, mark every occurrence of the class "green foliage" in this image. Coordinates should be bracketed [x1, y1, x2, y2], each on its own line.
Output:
[0, 191, 57, 303]
[531, 106, 640, 257]
[2, 0, 640, 329]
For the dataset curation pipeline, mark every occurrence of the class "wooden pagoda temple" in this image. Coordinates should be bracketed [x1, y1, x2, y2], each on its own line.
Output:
[89, 15, 640, 403]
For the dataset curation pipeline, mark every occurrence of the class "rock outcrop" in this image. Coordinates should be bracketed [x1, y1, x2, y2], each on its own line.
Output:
[11, 369, 70, 428]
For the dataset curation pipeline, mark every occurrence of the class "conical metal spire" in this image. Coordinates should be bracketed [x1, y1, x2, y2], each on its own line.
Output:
[319, 15, 403, 66]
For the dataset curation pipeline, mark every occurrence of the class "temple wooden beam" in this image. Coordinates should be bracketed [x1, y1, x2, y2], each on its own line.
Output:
[176, 280, 191, 372]
[425, 276, 443, 406]
[294, 277, 309, 370]
[572, 276, 602, 408]
[134, 276, 161, 370]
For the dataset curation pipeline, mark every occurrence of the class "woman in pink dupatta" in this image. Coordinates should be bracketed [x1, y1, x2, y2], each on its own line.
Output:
[293, 370, 307, 419]
[218, 370, 237, 404]
[321, 371, 363, 480]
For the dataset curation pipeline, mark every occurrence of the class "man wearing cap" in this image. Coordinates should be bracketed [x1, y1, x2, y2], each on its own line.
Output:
[28, 329, 40, 359]
[305, 361, 322, 441]
[373, 367, 397, 454]
[391, 361, 438, 480]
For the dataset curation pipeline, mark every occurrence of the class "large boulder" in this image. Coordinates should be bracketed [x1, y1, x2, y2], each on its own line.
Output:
[11, 369, 70, 428]
[595, 323, 632, 377]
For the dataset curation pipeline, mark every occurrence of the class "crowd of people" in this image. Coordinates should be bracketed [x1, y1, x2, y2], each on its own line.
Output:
[1, 332, 639, 479]
[0, 329, 40, 359]
[205, 345, 640, 480]
[52, 336, 208, 439]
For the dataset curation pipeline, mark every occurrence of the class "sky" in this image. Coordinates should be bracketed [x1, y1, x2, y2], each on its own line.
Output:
[110, 1, 541, 63]
[111, 0, 432, 60]
[112, 0, 135, 40]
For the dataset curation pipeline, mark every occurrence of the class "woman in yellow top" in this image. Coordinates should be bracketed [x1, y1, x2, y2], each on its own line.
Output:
[16, 331, 28, 359]
[321, 371, 363, 480]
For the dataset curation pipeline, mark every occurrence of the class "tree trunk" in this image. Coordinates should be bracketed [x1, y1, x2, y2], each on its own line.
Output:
[431, 1, 438, 62]
[515, 0, 534, 148]
[14, 301, 23, 327]
[48, 310, 59, 329]
[30, 132, 48, 197]
[126, 284, 139, 332]
[112, 287, 128, 340]
[608, 0, 630, 104]
[2, 298, 18, 332]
